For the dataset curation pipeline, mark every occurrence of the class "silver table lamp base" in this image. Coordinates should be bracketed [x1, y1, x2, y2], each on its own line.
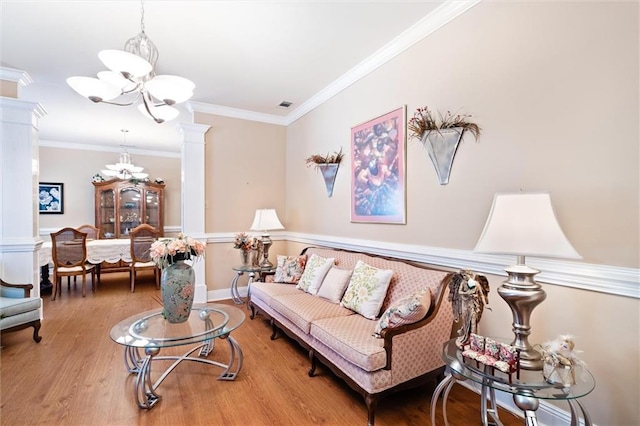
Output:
[500, 257, 546, 370]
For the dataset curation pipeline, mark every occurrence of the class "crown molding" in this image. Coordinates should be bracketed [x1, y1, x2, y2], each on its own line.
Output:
[285, 0, 482, 124]
[186, 0, 482, 126]
[38, 139, 181, 158]
[188, 101, 288, 126]
[0, 66, 33, 86]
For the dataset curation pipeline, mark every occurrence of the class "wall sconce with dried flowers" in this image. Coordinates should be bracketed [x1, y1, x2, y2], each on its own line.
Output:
[305, 148, 344, 197]
[408, 106, 481, 185]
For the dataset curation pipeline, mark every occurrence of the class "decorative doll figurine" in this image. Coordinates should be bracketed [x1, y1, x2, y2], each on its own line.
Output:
[446, 270, 491, 349]
[537, 334, 587, 386]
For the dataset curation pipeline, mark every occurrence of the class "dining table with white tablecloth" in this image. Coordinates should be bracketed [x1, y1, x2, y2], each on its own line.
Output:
[39, 238, 133, 266]
[39, 239, 134, 291]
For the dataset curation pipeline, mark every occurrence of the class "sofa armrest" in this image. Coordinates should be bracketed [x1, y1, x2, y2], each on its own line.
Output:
[379, 273, 453, 370]
[0, 279, 33, 298]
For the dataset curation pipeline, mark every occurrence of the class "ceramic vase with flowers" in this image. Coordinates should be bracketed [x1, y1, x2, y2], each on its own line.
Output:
[150, 234, 206, 323]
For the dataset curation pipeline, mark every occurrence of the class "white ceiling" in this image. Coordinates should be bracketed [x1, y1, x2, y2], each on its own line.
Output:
[1, 0, 471, 153]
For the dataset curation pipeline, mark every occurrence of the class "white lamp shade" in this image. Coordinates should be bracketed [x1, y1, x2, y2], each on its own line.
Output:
[97, 71, 138, 91]
[250, 209, 284, 232]
[146, 75, 195, 104]
[99, 49, 152, 78]
[67, 76, 120, 101]
[137, 103, 180, 122]
[474, 192, 581, 259]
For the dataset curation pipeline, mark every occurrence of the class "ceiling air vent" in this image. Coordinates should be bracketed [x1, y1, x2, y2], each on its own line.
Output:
[278, 101, 293, 108]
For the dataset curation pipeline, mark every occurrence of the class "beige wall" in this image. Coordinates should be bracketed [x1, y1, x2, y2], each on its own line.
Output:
[38, 146, 181, 236]
[284, 2, 638, 424]
[0, 79, 18, 98]
[288, 1, 638, 268]
[195, 112, 287, 291]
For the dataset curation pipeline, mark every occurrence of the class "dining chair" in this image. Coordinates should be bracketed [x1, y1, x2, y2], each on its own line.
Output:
[129, 224, 160, 292]
[76, 224, 100, 239]
[50, 227, 96, 301]
[75, 224, 101, 286]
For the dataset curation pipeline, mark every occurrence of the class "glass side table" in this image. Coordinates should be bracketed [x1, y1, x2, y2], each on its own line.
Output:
[431, 338, 595, 426]
[230, 265, 276, 305]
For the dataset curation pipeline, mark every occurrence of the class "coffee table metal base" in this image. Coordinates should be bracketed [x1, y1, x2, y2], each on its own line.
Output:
[122, 334, 243, 409]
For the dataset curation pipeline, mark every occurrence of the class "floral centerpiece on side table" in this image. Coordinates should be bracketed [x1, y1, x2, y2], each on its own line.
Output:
[407, 106, 481, 185]
[150, 234, 206, 323]
[234, 232, 260, 266]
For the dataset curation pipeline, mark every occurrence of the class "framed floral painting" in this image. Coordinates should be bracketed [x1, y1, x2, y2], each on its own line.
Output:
[39, 182, 64, 214]
[350, 106, 406, 224]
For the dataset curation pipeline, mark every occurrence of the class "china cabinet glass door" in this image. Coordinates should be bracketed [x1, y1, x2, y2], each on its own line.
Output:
[100, 189, 116, 238]
[119, 187, 142, 236]
[145, 190, 160, 229]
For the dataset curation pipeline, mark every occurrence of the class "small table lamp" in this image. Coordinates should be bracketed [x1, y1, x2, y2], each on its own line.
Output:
[250, 209, 284, 268]
[474, 192, 581, 370]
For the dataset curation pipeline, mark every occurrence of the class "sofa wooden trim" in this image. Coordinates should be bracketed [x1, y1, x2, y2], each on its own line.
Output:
[379, 274, 450, 370]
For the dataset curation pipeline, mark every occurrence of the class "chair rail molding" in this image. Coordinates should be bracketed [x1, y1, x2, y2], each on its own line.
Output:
[206, 231, 639, 300]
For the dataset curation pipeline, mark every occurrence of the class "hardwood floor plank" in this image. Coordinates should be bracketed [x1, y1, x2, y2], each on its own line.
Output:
[1, 272, 523, 425]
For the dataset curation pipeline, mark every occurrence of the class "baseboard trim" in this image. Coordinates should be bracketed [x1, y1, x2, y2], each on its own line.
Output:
[207, 286, 247, 303]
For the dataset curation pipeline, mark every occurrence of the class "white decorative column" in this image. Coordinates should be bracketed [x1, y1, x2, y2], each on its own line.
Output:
[177, 123, 210, 303]
[0, 96, 47, 299]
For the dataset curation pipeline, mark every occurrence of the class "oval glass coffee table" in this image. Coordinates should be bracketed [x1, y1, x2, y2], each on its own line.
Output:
[110, 303, 245, 409]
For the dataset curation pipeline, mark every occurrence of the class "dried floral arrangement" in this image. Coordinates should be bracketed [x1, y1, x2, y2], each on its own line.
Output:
[233, 232, 259, 251]
[305, 147, 344, 170]
[407, 106, 481, 141]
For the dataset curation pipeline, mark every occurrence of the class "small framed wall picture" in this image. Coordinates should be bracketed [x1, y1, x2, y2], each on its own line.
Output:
[39, 182, 64, 214]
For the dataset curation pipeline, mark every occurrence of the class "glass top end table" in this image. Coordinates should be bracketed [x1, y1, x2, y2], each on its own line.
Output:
[230, 265, 276, 305]
[431, 338, 595, 426]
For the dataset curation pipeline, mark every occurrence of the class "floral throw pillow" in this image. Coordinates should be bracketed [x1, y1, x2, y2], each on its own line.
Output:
[274, 254, 307, 283]
[296, 254, 335, 294]
[340, 260, 393, 320]
[373, 288, 431, 338]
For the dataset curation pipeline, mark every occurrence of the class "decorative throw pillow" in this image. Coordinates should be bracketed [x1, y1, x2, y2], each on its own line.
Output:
[373, 288, 431, 337]
[316, 267, 353, 303]
[296, 254, 335, 294]
[340, 260, 393, 320]
[273, 254, 307, 283]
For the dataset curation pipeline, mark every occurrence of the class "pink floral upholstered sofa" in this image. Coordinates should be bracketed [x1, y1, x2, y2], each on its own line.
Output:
[249, 246, 454, 426]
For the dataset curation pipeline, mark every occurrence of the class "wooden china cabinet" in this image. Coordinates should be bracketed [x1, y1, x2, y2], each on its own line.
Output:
[93, 178, 165, 272]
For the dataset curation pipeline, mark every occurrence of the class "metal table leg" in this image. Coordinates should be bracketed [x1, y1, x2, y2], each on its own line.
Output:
[568, 399, 592, 426]
[230, 271, 244, 304]
[245, 271, 256, 309]
[124, 335, 244, 410]
[513, 392, 540, 426]
[430, 372, 456, 426]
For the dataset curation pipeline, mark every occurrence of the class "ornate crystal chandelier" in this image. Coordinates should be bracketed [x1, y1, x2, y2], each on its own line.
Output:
[67, 0, 194, 124]
[101, 130, 149, 179]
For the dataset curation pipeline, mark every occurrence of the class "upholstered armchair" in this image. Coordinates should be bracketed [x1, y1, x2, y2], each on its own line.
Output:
[0, 279, 42, 343]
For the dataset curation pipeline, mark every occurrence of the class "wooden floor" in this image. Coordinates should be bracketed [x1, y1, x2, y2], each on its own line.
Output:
[1, 272, 523, 426]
